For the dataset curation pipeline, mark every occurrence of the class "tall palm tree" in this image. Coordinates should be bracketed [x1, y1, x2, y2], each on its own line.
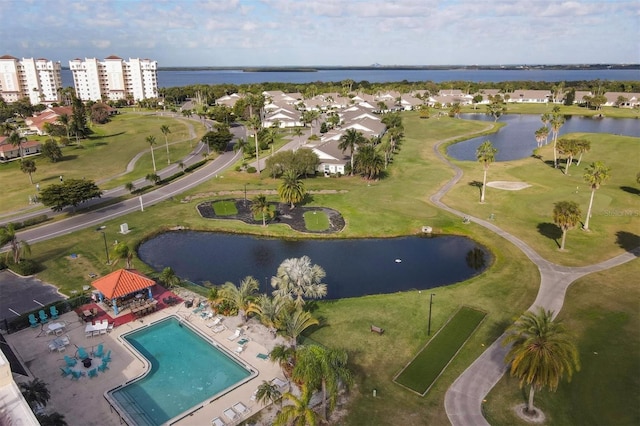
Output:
[550, 114, 565, 168]
[58, 113, 71, 139]
[250, 194, 271, 226]
[0, 223, 31, 264]
[553, 201, 582, 250]
[146, 135, 157, 172]
[20, 159, 37, 184]
[219, 276, 259, 322]
[534, 126, 549, 148]
[112, 242, 134, 269]
[338, 129, 366, 176]
[270, 344, 297, 377]
[476, 141, 498, 203]
[160, 124, 171, 164]
[233, 137, 250, 158]
[556, 138, 579, 175]
[503, 308, 580, 414]
[273, 385, 319, 426]
[159, 266, 181, 288]
[249, 115, 262, 173]
[575, 139, 591, 166]
[8, 131, 26, 159]
[281, 308, 319, 349]
[255, 380, 282, 407]
[19, 378, 51, 409]
[271, 256, 327, 308]
[582, 161, 611, 231]
[248, 294, 288, 331]
[293, 345, 353, 421]
[278, 170, 306, 209]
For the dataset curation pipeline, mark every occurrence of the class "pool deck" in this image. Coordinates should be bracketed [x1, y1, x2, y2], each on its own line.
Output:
[5, 302, 287, 426]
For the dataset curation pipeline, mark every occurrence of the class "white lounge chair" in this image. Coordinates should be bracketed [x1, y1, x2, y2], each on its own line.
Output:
[272, 377, 289, 389]
[211, 417, 226, 426]
[227, 328, 242, 341]
[235, 345, 245, 354]
[212, 325, 226, 334]
[232, 402, 250, 416]
[207, 316, 222, 327]
[223, 408, 237, 421]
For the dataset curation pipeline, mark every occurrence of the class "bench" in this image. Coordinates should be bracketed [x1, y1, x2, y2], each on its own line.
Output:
[370, 325, 384, 335]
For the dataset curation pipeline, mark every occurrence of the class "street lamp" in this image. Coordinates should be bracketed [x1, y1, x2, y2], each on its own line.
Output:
[428, 293, 435, 335]
[97, 227, 110, 265]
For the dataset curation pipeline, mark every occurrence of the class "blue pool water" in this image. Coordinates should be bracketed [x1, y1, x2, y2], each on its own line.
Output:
[109, 317, 253, 425]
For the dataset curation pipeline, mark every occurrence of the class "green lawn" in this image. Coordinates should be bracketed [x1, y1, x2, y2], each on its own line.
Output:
[303, 210, 329, 231]
[20, 109, 638, 425]
[394, 306, 486, 395]
[0, 112, 206, 216]
[212, 200, 238, 216]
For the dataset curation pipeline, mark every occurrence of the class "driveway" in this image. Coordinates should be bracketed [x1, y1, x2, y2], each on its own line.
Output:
[0, 270, 65, 326]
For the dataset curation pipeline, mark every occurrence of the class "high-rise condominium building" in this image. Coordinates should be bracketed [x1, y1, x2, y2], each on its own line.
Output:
[69, 56, 158, 102]
[0, 55, 62, 105]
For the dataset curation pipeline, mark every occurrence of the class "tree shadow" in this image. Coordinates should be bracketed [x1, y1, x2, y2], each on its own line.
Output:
[468, 180, 483, 197]
[537, 223, 562, 248]
[61, 155, 78, 161]
[615, 231, 640, 255]
[620, 186, 640, 196]
[90, 131, 125, 140]
[90, 141, 108, 147]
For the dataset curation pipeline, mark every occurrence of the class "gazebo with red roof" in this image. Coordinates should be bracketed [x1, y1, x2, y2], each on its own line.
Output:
[91, 269, 156, 314]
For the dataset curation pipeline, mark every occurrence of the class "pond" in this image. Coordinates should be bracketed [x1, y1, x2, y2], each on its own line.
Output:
[138, 232, 490, 299]
[447, 114, 640, 161]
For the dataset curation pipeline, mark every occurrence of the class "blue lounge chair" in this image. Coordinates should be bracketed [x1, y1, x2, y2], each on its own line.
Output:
[49, 306, 59, 320]
[77, 347, 89, 360]
[93, 344, 104, 358]
[64, 355, 77, 367]
[102, 350, 112, 363]
[88, 368, 98, 378]
[60, 366, 72, 377]
[71, 370, 84, 380]
[28, 313, 38, 328]
[38, 309, 48, 324]
[98, 358, 110, 372]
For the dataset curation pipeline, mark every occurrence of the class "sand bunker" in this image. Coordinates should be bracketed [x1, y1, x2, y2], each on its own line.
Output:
[486, 181, 531, 191]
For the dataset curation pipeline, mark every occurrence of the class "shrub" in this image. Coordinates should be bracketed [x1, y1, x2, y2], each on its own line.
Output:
[158, 171, 185, 185]
[9, 259, 41, 276]
[246, 166, 257, 174]
[184, 160, 206, 173]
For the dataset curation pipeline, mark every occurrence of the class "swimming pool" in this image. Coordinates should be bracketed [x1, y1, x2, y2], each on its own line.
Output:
[108, 316, 255, 425]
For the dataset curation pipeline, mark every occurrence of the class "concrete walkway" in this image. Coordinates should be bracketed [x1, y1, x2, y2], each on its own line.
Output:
[428, 133, 639, 425]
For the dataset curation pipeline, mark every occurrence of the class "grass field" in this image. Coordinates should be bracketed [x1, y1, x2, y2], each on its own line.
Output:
[18, 109, 639, 425]
[212, 200, 238, 216]
[394, 306, 486, 395]
[303, 210, 329, 231]
[0, 112, 205, 216]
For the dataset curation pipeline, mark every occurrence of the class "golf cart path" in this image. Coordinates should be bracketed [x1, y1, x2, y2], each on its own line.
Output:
[429, 131, 639, 426]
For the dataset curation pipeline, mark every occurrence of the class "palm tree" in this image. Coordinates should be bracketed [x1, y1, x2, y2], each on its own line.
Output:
[550, 114, 565, 168]
[8, 131, 26, 158]
[354, 144, 384, 180]
[20, 159, 37, 184]
[255, 380, 282, 407]
[575, 139, 591, 166]
[125, 182, 135, 193]
[273, 385, 319, 426]
[534, 126, 549, 148]
[249, 115, 262, 173]
[219, 276, 259, 322]
[271, 256, 327, 308]
[250, 194, 271, 226]
[553, 201, 582, 250]
[233, 137, 250, 158]
[19, 378, 50, 409]
[293, 345, 353, 421]
[582, 161, 611, 231]
[0, 223, 31, 264]
[37, 412, 68, 426]
[278, 170, 306, 209]
[556, 138, 579, 175]
[159, 266, 181, 288]
[249, 294, 288, 331]
[270, 344, 297, 377]
[146, 135, 157, 172]
[503, 308, 580, 414]
[112, 242, 134, 269]
[476, 141, 498, 203]
[449, 102, 462, 118]
[338, 129, 366, 176]
[58, 113, 71, 138]
[281, 308, 319, 349]
[160, 124, 171, 164]
[146, 173, 161, 185]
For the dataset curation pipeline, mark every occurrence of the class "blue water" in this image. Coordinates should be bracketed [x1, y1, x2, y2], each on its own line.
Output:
[110, 317, 252, 426]
[138, 233, 490, 299]
[61, 68, 639, 88]
[447, 114, 640, 161]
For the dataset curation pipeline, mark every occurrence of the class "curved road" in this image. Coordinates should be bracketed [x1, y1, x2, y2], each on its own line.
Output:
[430, 133, 639, 425]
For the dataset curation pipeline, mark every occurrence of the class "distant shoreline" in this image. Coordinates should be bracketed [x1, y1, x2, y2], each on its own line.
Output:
[147, 64, 639, 72]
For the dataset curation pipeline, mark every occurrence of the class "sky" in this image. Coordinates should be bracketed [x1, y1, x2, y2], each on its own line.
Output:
[1, 0, 638, 67]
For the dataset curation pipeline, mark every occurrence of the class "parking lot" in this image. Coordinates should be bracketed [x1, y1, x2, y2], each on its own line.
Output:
[0, 270, 65, 327]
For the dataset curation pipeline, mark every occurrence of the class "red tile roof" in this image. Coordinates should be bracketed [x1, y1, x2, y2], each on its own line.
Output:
[91, 269, 156, 299]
